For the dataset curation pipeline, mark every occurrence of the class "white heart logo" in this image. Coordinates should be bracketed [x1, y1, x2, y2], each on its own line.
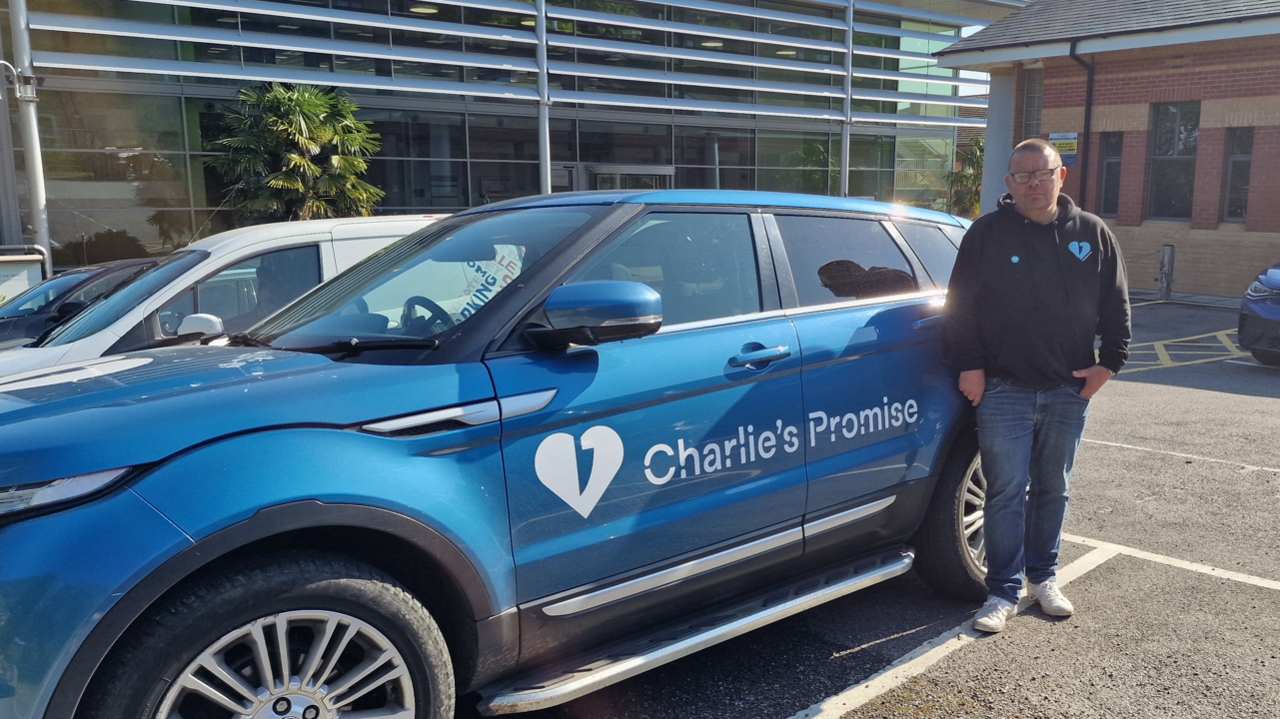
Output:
[534, 425, 625, 518]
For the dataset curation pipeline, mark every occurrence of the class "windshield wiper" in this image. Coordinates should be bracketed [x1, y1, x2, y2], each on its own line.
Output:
[225, 333, 274, 348]
[281, 337, 440, 356]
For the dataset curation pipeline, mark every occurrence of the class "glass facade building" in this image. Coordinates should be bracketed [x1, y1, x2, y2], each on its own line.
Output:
[2, 0, 1021, 256]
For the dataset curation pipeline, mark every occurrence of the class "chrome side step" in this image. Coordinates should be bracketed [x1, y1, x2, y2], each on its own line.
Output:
[477, 547, 914, 715]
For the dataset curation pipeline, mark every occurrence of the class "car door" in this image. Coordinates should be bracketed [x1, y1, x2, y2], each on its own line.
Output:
[485, 209, 807, 658]
[766, 213, 961, 556]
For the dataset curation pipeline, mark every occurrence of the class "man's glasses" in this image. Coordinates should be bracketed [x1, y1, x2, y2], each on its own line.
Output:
[1008, 166, 1062, 184]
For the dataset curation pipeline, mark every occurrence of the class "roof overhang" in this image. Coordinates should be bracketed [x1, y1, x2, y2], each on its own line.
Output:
[937, 14, 1280, 71]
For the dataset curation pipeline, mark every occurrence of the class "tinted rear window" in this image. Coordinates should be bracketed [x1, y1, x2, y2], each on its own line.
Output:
[773, 215, 916, 307]
[894, 222, 958, 288]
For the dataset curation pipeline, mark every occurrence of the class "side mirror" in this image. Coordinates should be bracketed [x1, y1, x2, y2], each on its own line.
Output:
[527, 281, 662, 350]
[48, 300, 87, 323]
[175, 313, 224, 338]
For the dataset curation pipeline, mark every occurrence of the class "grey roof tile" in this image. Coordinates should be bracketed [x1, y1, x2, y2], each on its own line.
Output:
[939, 0, 1280, 54]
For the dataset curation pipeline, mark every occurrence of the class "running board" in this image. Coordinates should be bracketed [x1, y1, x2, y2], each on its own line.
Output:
[478, 546, 915, 715]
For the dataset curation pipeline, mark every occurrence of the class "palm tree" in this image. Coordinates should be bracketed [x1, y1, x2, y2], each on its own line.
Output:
[945, 137, 983, 219]
[209, 83, 384, 223]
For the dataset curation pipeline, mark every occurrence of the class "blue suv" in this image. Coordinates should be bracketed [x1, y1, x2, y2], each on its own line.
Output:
[0, 191, 982, 719]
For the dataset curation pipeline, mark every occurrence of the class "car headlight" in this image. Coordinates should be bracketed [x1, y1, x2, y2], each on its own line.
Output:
[0, 467, 131, 516]
[1246, 281, 1280, 298]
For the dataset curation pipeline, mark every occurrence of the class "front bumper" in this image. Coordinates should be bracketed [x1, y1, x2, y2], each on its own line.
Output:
[1238, 303, 1280, 355]
[0, 487, 191, 719]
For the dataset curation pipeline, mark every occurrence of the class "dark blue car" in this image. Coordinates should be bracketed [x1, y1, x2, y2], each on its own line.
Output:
[1239, 262, 1280, 365]
[0, 191, 981, 719]
[0, 258, 156, 350]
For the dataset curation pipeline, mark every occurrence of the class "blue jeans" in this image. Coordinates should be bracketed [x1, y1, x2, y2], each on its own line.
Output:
[976, 377, 1091, 604]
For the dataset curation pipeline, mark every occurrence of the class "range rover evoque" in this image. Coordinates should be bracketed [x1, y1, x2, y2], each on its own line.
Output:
[0, 190, 984, 719]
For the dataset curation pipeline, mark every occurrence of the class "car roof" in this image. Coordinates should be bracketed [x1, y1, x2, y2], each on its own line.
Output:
[52, 256, 159, 277]
[183, 214, 450, 255]
[457, 190, 965, 226]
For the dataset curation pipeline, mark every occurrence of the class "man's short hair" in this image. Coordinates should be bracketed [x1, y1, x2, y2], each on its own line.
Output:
[1008, 138, 1062, 171]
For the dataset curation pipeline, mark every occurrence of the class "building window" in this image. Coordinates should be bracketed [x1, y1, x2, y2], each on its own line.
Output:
[1099, 132, 1123, 217]
[1224, 127, 1253, 221]
[1022, 68, 1043, 141]
[1148, 102, 1199, 219]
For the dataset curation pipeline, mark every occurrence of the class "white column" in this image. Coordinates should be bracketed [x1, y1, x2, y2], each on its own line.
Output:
[980, 70, 1016, 215]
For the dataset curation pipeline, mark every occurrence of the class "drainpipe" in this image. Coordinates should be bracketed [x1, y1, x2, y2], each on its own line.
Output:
[1069, 41, 1095, 211]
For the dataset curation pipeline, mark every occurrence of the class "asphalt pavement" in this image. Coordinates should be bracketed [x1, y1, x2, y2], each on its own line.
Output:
[460, 296, 1280, 719]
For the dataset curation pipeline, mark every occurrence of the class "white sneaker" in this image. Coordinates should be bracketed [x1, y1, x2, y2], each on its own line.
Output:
[1028, 579, 1074, 616]
[973, 596, 1018, 633]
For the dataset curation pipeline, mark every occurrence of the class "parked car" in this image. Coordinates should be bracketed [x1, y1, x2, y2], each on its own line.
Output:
[1239, 262, 1280, 365]
[0, 214, 449, 377]
[0, 191, 979, 719]
[0, 258, 157, 350]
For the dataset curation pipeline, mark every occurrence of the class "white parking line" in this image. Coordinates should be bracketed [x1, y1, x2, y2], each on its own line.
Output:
[1062, 534, 1280, 592]
[784, 532, 1280, 719]
[784, 546, 1118, 719]
[1082, 438, 1280, 474]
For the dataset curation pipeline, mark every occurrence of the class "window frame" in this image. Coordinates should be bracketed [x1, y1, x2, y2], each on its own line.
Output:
[1099, 132, 1123, 218]
[1021, 68, 1044, 142]
[762, 210, 934, 313]
[552, 206, 782, 335]
[1146, 102, 1200, 221]
[1223, 127, 1253, 223]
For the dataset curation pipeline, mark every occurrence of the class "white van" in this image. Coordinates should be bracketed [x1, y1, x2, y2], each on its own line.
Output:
[0, 214, 446, 376]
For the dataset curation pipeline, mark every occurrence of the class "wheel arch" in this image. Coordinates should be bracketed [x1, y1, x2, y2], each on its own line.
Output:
[913, 409, 979, 534]
[52, 500, 518, 718]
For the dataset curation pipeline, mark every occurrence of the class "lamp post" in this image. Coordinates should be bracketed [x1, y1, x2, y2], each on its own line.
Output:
[5, 0, 51, 272]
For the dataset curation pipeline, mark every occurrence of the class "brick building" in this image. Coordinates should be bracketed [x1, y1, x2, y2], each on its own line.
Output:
[937, 0, 1280, 297]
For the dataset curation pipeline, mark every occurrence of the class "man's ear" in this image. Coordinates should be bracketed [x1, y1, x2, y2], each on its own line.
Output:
[1004, 175, 1014, 193]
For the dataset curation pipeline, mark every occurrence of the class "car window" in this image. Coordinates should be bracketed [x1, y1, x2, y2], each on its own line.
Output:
[256, 207, 604, 351]
[894, 222, 958, 288]
[153, 245, 322, 337]
[64, 265, 149, 305]
[940, 224, 967, 248]
[40, 251, 210, 347]
[0, 270, 92, 318]
[567, 212, 760, 326]
[773, 215, 917, 307]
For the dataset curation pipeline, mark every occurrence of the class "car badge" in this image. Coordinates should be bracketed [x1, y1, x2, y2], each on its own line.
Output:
[535, 425, 625, 518]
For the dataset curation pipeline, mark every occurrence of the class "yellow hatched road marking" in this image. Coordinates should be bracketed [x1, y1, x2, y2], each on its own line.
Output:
[1122, 328, 1245, 372]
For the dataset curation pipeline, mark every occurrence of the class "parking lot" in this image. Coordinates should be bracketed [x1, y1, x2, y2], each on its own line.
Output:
[460, 295, 1280, 719]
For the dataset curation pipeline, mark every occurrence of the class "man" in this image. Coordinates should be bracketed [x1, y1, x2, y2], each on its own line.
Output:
[946, 138, 1130, 633]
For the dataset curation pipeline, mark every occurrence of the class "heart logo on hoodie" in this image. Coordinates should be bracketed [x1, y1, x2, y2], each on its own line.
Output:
[1068, 241, 1092, 261]
[535, 425, 625, 518]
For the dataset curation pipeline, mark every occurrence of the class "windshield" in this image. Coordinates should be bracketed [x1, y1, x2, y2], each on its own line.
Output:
[0, 269, 94, 318]
[254, 207, 602, 351]
[40, 250, 210, 347]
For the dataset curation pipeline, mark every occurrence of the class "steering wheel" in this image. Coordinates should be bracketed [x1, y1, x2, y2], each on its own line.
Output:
[400, 296, 455, 335]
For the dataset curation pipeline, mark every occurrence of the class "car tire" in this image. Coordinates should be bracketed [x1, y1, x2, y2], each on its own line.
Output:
[1250, 349, 1280, 367]
[913, 430, 989, 602]
[81, 553, 455, 719]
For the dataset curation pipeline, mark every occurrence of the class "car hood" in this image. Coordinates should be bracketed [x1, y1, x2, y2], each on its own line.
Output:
[0, 346, 495, 487]
[1257, 263, 1280, 290]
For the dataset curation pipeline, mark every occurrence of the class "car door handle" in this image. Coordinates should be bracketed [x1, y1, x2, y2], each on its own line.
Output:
[729, 345, 792, 367]
[912, 315, 944, 331]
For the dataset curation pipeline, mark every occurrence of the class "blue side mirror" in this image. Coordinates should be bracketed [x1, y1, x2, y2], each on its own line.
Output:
[528, 280, 663, 349]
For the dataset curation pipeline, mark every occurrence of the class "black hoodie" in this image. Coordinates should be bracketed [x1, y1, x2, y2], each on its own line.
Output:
[945, 193, 1130, 388]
